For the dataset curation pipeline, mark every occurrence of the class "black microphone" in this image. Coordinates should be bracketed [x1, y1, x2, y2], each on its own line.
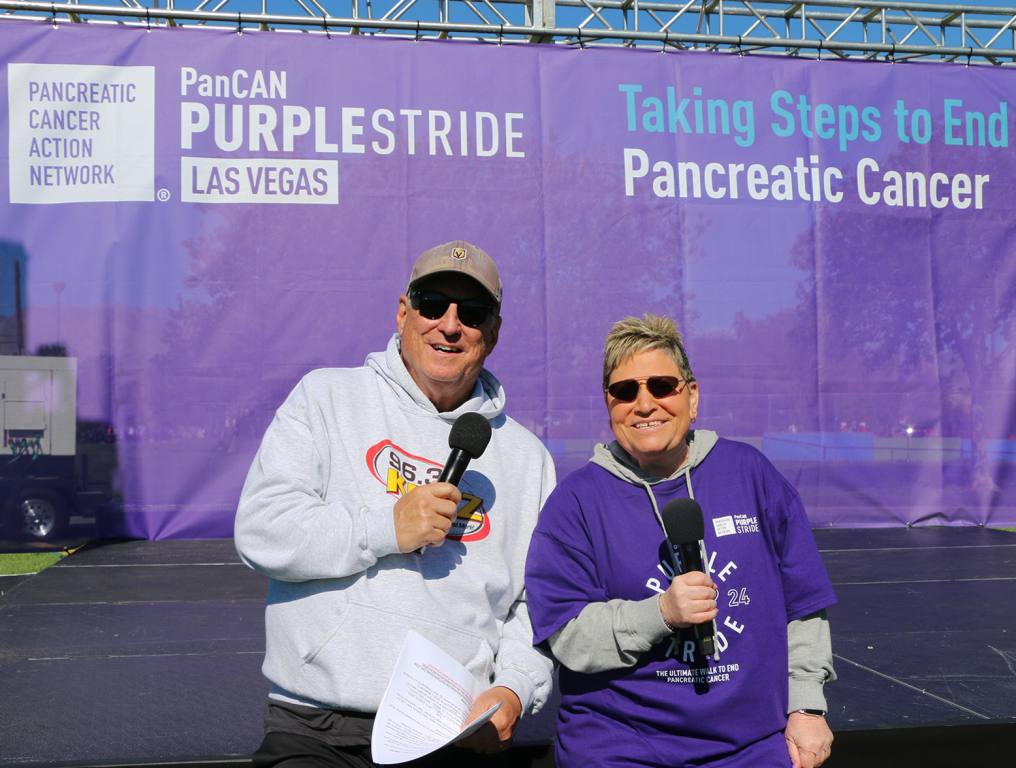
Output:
[660, 498, 716, 657]
[438, 412, 492, 485]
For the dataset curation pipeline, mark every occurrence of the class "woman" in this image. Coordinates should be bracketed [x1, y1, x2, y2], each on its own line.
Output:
[525, 314, 836, 768]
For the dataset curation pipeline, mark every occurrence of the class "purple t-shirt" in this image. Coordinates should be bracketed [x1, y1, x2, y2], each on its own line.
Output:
[525, 438, 836, 767]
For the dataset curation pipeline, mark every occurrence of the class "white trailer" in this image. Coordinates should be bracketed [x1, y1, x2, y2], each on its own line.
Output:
[0, 355, 77, 458]
[1, 355, 85, 540]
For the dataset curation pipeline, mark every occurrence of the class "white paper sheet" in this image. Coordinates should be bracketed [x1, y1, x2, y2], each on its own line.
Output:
[371, 630, 501, 764]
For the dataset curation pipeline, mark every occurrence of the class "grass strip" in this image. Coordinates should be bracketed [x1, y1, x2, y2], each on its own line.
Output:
[0, 551, 66, 576]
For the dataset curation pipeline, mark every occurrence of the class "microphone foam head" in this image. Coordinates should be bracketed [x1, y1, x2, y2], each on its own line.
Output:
[448, 412, 492, 459]
[661, 499, 704, 544]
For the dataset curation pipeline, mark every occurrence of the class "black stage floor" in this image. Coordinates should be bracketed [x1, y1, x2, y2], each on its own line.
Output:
[1, 528, 1015, 767]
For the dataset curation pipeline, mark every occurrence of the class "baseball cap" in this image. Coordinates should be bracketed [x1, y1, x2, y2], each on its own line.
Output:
[407, 240, 502, 306]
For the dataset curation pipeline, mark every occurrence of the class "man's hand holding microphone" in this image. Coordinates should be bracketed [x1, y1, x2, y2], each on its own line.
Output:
[394, 412, 491, 553]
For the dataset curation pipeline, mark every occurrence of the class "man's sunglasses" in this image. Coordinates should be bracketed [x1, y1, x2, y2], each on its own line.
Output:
[606, 376, 688, 402]
[409, 289, 496, 329]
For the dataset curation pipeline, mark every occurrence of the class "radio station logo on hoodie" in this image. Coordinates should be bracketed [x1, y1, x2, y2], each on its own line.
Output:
[365, 439, 491, 541]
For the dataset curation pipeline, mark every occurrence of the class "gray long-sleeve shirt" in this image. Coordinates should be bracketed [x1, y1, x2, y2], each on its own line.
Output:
[548, 599, 834, 712]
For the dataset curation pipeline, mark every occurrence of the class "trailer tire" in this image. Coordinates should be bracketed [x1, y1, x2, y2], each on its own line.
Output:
[10, 489, 69, 541]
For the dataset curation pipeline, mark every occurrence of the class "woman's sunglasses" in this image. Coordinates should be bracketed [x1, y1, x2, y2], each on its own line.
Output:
[409, 289, 496, 329]
[606, 376, 688, 402]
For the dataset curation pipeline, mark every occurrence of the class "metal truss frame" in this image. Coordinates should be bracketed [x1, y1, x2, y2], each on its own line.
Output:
[3, 0, 1016, 64]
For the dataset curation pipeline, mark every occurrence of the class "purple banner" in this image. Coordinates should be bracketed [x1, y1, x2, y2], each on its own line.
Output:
[1, 21, 1013, 539]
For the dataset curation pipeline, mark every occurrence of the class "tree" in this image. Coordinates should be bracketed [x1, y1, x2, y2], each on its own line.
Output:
[790, 149, 1015, 510]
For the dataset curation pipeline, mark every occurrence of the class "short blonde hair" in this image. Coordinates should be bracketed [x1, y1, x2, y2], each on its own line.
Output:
[602, 314, 694, 390]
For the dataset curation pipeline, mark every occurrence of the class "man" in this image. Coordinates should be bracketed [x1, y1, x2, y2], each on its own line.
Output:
[235, 240, 555, 767]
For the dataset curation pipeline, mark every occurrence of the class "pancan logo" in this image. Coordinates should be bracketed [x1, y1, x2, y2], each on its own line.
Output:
[8, 63, 155, 204]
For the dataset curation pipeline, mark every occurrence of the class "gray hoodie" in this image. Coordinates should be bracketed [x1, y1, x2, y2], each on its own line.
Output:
[235, 334, 555, 714]
[548, 431, 834, 712]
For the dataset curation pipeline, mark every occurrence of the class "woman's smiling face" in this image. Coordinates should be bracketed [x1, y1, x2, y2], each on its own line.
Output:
[606, 348, 699, 476]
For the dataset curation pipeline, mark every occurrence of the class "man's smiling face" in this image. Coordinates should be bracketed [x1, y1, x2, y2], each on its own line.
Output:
[396, 272, 500, 412]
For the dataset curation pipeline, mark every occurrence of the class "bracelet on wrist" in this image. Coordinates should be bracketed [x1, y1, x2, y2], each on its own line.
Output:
[658, 594, 679, 632]
[791, 708, 827, 717]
